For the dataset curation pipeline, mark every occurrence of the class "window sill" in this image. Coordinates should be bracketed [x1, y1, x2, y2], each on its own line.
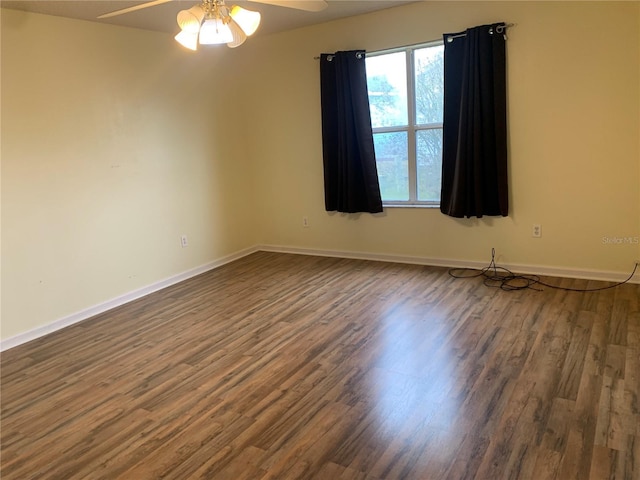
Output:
[383, 203, 440, 209]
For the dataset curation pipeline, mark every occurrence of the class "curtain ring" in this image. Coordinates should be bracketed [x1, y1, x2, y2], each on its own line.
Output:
[356, 52, 364, 59]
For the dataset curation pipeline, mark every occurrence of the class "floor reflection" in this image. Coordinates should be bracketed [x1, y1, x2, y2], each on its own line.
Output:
[368, 302, 460, 440]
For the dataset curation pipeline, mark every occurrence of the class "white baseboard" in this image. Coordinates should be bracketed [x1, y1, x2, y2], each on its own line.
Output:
[3, 244, 637, 352]
[258, 244, 640, 284]
[0, 246, 259, 352]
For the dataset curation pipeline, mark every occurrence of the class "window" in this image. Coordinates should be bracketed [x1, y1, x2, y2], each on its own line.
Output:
[366, 42, 444, 206]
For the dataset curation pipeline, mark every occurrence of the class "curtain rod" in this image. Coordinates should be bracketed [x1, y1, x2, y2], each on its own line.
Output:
[446, 23, 515, 42]
[314, 23, 515, 59]
[314, 51, 364, 61]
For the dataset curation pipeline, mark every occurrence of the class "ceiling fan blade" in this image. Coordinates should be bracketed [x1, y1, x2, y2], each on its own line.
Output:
[248, 0, 328, 12]
[97, 0, 174, 19]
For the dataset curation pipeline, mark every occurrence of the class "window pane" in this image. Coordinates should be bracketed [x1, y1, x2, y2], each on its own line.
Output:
[414, 45, 444, 125]
[416, 129, 442, 202]
[366, 52, 408, 128]
[374, 132, 409, 201]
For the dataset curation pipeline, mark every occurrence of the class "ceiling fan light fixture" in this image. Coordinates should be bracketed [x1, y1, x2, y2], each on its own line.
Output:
[175, 29, 199, 50]
[176, 5, 205, 32]
[229, 6, 261, 36]
[199, 18, 234, 45]
[100, 0, 329, 50]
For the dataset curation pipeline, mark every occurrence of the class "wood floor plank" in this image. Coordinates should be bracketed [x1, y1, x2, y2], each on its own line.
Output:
[557, 311, 594, 400]
[1, 251, 638, 479]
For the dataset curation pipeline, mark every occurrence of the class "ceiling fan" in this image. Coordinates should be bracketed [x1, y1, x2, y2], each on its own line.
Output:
[98, 0, 328, 50]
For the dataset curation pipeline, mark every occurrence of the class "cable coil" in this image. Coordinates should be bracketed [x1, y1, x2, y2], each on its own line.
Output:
[448, 249, 638, 292]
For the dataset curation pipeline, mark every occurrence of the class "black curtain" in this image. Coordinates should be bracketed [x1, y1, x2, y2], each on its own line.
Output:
[320, 50, 383, 214]
[440, 23, 508, 218]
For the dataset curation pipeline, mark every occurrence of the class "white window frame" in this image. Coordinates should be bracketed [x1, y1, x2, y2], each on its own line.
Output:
[367, 40, 444, 207]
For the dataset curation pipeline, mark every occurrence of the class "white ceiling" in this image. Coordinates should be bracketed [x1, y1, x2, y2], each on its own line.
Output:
[1, 0, 416, 37]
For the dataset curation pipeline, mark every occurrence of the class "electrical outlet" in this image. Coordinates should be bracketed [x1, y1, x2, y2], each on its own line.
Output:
[532, 224, 541, 238]
[180, 235, 188, 248]
[302, 216, 309, 228]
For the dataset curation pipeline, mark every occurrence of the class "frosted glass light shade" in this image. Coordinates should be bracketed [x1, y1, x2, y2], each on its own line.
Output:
[199, 18, 233, 44]
[177, 5, 205, 32]
[175, 30, 199, 50]
[227, 20, 247, 48]
[229, 6, 260, 36]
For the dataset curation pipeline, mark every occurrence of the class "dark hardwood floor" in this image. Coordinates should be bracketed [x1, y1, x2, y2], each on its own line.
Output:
[1, 252, 638, 479]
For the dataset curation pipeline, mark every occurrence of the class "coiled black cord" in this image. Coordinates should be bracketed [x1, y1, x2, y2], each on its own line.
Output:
[448, 248, 639, 292]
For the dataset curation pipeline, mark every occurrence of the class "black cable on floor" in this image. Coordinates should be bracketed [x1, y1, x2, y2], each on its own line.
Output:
[448, 248, 639, 292]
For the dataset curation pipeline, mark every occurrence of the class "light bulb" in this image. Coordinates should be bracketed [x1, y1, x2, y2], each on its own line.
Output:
[199, 18, 234, 45]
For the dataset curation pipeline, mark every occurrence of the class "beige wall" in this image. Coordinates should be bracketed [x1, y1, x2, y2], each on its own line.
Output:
[2, 1, 639, 343]
[239, 1, 640, 272]
[1, 9, 257, 340]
